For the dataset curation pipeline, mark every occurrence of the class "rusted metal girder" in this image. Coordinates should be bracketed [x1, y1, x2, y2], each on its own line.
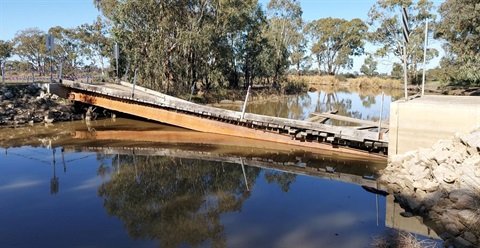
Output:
[68, 91, 386, 159]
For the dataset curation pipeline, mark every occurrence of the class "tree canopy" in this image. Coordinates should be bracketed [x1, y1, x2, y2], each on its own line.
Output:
[305, 17, 367, 75]
[4, 0, 479, 90]
[367, 0, 439, 84]
[0, 40, 13, 65]
[435, 0, 480, 85]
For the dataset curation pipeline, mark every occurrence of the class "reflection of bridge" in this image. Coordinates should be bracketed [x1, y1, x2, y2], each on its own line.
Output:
[63, 144, 383, 188]
[63, 144, 437, 240]
[58, 80, 388, 157]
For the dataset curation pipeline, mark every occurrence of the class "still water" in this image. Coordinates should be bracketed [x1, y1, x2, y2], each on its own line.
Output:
[0, 89, 439, 247]
[222, 88, 403, 126]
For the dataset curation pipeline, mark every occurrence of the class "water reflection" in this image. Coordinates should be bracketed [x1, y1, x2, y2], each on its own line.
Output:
[0, 118, 443, 247]
[98, 155, 257, 247]
[221, 87, 402, 126]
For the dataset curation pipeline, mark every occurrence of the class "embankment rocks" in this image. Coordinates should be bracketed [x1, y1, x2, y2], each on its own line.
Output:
[380, 129, 480, 248]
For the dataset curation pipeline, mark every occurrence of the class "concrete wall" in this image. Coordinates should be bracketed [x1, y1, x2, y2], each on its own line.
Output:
[389, 95, 480, 155]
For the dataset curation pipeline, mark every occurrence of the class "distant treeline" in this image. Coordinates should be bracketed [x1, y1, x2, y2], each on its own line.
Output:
[0, 0, 478, 96]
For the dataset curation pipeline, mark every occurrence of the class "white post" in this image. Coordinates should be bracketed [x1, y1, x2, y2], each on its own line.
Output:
[377, 92, 385, 141]
[241, 85, 251, 120]
[421, 19, 429, 96]
[403, 43, 408, 101]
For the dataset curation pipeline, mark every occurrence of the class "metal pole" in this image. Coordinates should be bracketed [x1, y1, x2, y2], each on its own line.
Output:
[87, 68, 90, 84]
[48, 50, 52, 94]
[58, 62, 63, 82]
[1, 62, 4, 87]
[378, 92, 384, 140]
[189, 81, 196, 102]
[421, 19, 429, 96]
[132, 69, 137, 98]
[241, 85, 251, 120]
[403, 43, 408, 101]
[115, 43, 119, 81]
[240, 159, 250, 192]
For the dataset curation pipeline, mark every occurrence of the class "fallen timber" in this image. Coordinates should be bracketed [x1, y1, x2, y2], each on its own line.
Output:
[62, 80, 389, 157]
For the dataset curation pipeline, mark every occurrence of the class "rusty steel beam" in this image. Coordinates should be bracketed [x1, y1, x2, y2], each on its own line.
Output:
[68, 92, 386, 159]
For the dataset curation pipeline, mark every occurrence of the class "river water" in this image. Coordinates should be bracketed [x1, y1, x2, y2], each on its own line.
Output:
[0, 88, 441, 247]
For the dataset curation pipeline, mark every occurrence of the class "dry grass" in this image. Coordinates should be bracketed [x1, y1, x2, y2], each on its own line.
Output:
[290, 75, 402, 89]
[371, 229, 439, 248]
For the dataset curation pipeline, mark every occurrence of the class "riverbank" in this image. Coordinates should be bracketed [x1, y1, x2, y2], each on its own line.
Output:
[292, 75, 480, 96]
[0, 84, 84, 126]
[380, 129, 480, 247]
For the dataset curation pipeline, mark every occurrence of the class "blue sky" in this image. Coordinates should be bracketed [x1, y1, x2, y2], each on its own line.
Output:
[1, 0, 380, 41]
[1, 0, 442, 73]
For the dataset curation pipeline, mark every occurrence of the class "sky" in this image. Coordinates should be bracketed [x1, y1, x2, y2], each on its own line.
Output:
[1, 0, 443, 73]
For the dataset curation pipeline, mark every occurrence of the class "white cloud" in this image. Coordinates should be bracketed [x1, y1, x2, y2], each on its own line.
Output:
[0, 179, 43, 191]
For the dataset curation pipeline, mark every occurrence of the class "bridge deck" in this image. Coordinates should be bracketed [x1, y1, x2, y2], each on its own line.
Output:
[62, 80, 388, 157]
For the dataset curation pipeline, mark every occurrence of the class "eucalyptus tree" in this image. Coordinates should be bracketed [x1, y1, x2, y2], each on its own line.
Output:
[12, 28, 47, 75]
[77, 16, 111, 75]
[360, 53, 378, 76]
[49, 26, 86, 69]
[265, 0, 303, 85]
[436, 0, 480, 85]
[94, 0, 264, 94]
[0, 40, 12, 64]
[239, 5, 269, 88]
[367, 0, 438, 84]
[289, 31, 308, 76]
[305, 18, 367, 75]
[0, 40, 13, 79]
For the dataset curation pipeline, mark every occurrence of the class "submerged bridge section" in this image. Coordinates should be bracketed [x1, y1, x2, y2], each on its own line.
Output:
[60, 80, 388, 157]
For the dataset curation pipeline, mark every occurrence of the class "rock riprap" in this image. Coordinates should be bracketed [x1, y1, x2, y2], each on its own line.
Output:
[380, 129, 480, 248]
[1, 84, 84, 125]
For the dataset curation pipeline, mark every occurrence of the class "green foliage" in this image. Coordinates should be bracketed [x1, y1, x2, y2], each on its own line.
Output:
[0, 40, 13, 64]
[283, 77, 307, 94]
[264, 0, 304, 85]
[12, 28, 47, 74]
[305, 17, 367, 75]
[436, 0, 480, 85]
[77, 16, 111, 75]
[95, 0, 274, 95]
[360, 53, 378, 76]
[391, 62, 403, 79]
[368, 0, 438, 84]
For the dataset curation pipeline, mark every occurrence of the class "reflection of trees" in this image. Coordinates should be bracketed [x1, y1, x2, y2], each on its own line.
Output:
[358, 95, 377, 108]
[98, 155, 261, 248]
[246, 93, 313, 120]
[264, 171, 297, 192]
[315, 91, 363, 126]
